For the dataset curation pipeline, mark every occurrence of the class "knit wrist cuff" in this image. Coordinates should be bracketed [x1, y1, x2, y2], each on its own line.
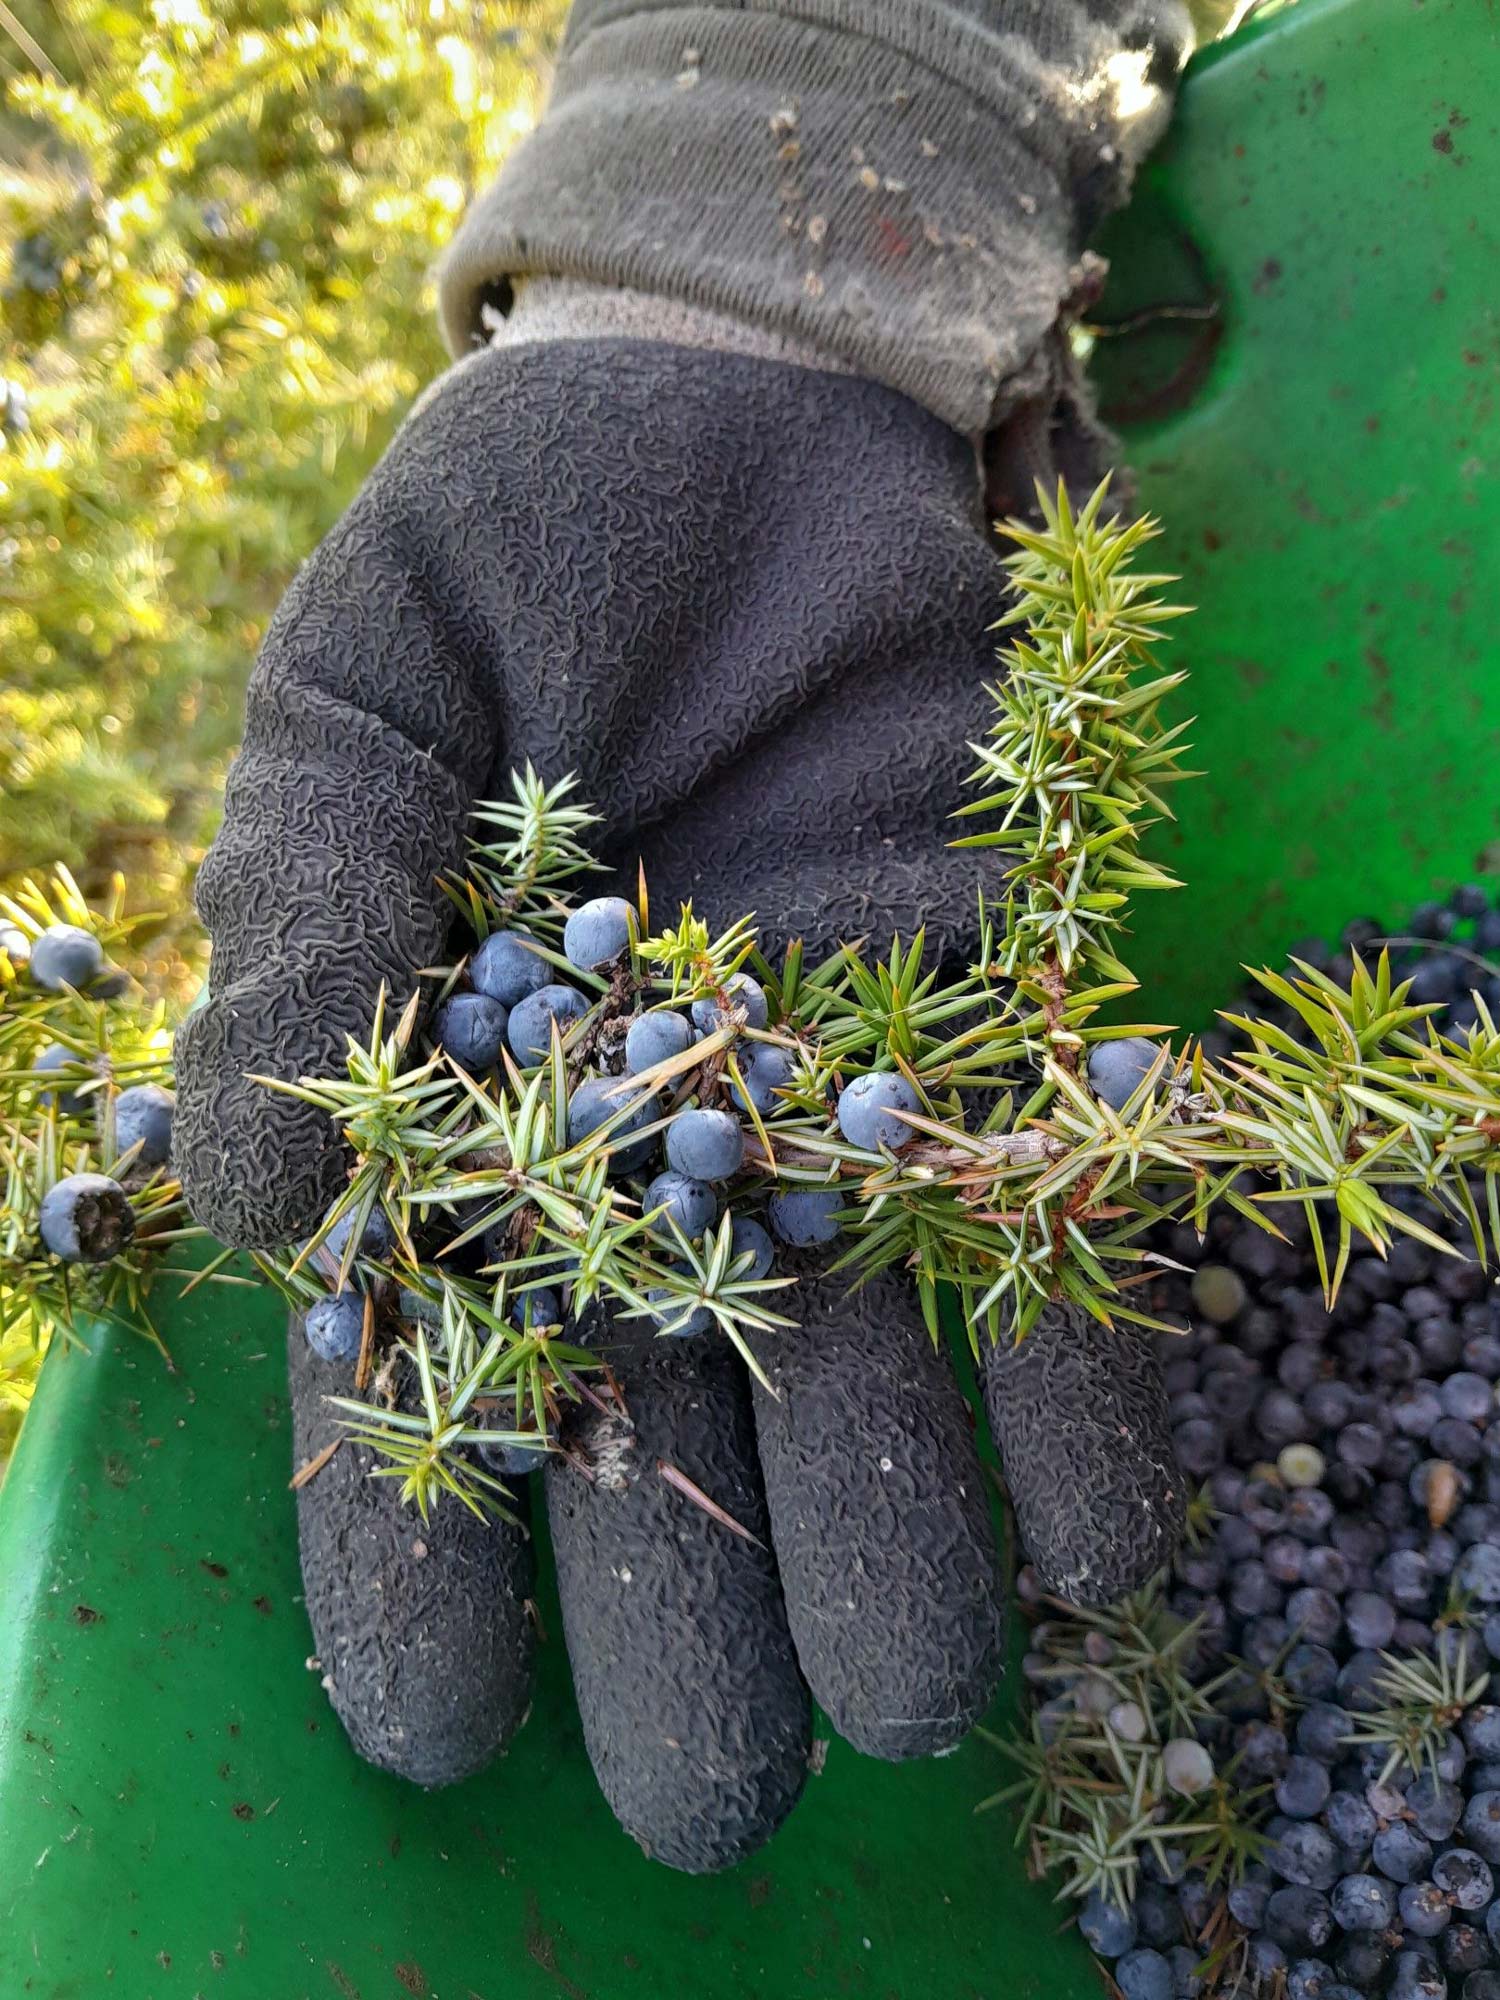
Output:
[438, 0, 1193, 436]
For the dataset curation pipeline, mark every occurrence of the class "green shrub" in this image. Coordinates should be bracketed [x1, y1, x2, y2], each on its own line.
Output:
[1, 0, 560, 988]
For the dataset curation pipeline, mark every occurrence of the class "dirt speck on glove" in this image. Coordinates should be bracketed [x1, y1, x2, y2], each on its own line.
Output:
[546, 1329, 810, 1873]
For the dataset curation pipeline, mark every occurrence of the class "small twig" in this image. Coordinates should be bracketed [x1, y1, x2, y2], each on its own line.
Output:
[289, 1437, 343, 1490]
[656, 1459, 766, 1547]
[1080, 299, 1221, 339]
[354, 1291, 376, 1392]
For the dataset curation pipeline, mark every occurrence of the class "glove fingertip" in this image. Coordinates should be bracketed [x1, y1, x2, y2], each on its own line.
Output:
[750, 1263, 1005, 1763]
[983, 1303, 1185, 1608]
[289, 1323, 536, 1787]
[546, 1336, 810, 1873]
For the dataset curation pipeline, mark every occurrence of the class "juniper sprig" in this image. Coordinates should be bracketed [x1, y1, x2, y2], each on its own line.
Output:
[0, 869, 213, 1418]
[252, 477, 1500, 1514]
[977, 1577, 1268, 1911]
[1339, 1635, 1491, 1787]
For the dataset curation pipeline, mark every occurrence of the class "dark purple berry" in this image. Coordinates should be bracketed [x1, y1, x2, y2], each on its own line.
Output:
[1267, 1821, 1340, 1890]
[1284, 1644, 1339, 1702]
[642, 1170, 716, 1241]
[1393, 1383, 1445, 1438]
[324, 1206, 395, 1264]
[1303, 1547, 1351, 1593]
[28, 923, 104, 991]
[1230, 1562, 1282, 1618]
[1433, 1848, 1494, 1912]
[1336, 1423, 1386, 1470]
[1174, 1418, 1223, 1477]
[1227, 1869, 1272, 1927]
[469, 928, 549, 1008]
[836, 1071, 922, 1152]
[1374, 1548, 1431, 1604]
[1459, 1543, 1500, 1603]
[1306, 1381, 1355, 1431]
[1241, 1614, 1291, 1668]
[562, 896, 634, 971]
[1265, 1884, 1334, 1949]
[1387, 1951, 1446, 2000]
[1087, 1036, 1162, 1112]
[624, 1008, 695, 1076]
[691, 974, 769, 1035]
[666, 1106, 745, 1182]
[1265, 1534, 1307, 1585]
[1077, 1888, 1137, 1958]
[1433, 1417, 1485, 1467]
[1398, 1879, 1452, 1939]
[1457, 1503, 1500, 1546]
[38, 1172, 134, 1263]
[729, 1039, 798, 1115]
[1296, 1706, 1351, 1764]
[1245, 1935, 1286, 1980]
[1135, 1882, 1182, 1947]
[1275, 1756, 1332, 1820]
[432, 991, 509, 1070]
[568, 1075, 659, 1174]
[729, 1215, 775, 1282]
[1258, 1387, 1313, 1446]
[1114, 1947, 1174, 2000]
[304, 1291, 365, 1363]
[1286, 1488, 1335, 1541]
[1373, 1822, 1433, 1884]
[767, 1185, 841, 1247]
[507, 983, 589, 1064]
[1334, 1935, 1391, 1988]
[1406, 1772, 1463, 1843]
[1336, 1651, 1386, 1712]
[1329, 1871, 1396, 1931]
[1344, 1591, 1397, 1651]
[1286, 1587, 1341, 1646]
[1285, 1961, 1334, 2000]
[1324, 1791, 1377, 1853]
[113, 1083, 174, 1166]
[33, 1043, 92, 1113]
[1166, 1944, 1202, 1997]
[1445, 1371, 1498, 1424]
[1441, 1924, 1490, 1979]
[1462, 1790, 1500, 1863]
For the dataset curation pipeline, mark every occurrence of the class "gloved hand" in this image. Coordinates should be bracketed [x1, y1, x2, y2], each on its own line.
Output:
[175, 0, 1193, 1873]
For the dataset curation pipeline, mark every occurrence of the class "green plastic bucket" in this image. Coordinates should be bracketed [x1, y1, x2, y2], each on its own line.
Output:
[1, 1, 1494, 1992]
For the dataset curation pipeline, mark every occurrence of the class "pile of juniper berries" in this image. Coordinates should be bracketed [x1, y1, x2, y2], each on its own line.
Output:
[1066, 887, 1500, 2000]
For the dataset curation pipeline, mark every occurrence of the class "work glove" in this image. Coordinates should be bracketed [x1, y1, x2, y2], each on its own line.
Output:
[175, 0, 1193, 1873]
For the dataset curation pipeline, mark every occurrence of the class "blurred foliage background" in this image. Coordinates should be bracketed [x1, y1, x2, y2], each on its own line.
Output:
[0, 0, 564, 1001]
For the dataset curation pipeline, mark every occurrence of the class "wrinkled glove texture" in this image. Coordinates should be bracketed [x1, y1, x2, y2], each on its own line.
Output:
[176, 0, 1191, 1874]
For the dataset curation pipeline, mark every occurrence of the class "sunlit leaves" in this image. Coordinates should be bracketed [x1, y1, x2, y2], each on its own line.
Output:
[1, 1, 564, 955]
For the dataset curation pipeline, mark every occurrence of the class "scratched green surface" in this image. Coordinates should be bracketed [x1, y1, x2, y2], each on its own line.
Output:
[0, 1279, 1073, 2000]
[3, 0, 1497, 1993]
[1094, 0, 1500, 1028]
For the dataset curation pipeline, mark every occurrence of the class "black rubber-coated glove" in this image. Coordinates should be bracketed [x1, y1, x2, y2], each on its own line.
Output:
[175, 339, 1184, 1871]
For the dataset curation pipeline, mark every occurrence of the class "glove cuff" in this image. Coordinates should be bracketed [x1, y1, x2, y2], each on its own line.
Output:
[491, 275, 859, 377]
[437, 0, 1192, 436]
